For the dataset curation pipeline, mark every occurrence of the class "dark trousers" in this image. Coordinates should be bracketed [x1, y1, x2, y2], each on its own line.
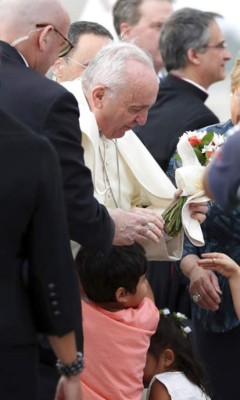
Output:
[193, 316, 240, 400]
[147, 260, 191, 317]
[0, 345, 39, 400]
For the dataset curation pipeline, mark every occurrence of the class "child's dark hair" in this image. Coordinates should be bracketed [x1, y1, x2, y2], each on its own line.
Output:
[75, 242, 147, 303]
[148, 313, 209, 396]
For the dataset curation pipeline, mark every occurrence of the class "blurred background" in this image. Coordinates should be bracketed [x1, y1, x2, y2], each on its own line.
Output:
[63, 0, 240, 122]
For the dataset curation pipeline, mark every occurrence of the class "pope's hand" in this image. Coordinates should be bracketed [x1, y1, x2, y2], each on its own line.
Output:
[110, 208, 164, 246]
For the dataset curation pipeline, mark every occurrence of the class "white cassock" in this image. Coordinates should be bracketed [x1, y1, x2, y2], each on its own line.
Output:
[62, 79, 186, 260]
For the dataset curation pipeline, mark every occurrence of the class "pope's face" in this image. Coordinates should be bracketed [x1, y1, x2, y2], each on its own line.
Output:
[93, 62, 158, 139]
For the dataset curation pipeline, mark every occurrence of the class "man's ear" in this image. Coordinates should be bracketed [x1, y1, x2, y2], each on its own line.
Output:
[50, 58, 66, 80]
[115, 286, 128, 305]
[119, 22, 131, 40]
[187, 48, 201, 66]
[38, 25, 54, 53]
[162, 348, 175, 368]
[92, 86, 106, 109]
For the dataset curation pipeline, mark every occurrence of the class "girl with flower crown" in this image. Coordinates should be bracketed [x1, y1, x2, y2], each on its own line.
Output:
[143, 309, 211, 400]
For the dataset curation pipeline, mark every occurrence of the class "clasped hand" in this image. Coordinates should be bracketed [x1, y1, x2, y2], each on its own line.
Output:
[110, 207, 164, 246]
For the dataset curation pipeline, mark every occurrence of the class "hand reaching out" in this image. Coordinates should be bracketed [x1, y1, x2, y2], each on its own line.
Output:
[197, 252, 239, 279]
[198, 252, 240, 319]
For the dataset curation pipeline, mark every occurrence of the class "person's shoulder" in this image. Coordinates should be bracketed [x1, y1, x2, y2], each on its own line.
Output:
[199, 120, 232, 135]
[23, 67, 72, 99]
[0, 108, 40, 144]
[0, 110, 58, 165]
[223, 127, 240, 155]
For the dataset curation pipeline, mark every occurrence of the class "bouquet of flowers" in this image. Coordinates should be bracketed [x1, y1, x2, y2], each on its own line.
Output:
[162, 130, 225, 238]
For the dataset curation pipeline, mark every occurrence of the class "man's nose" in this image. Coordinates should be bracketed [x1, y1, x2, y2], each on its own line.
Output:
[135, 110, 148, 126]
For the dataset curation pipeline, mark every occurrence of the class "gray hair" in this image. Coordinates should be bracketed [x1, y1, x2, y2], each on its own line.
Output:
[160, 7, 222, 72]
[113, 0, 174, 36]
[81, 42, 155, 97]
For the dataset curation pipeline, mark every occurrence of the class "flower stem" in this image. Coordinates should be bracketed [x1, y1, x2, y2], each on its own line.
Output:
[162, 196, 188, 237]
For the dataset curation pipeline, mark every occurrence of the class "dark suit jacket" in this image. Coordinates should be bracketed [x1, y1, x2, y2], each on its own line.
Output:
[0, 109, 81, 346]
[134, 74, 219, 171]
[134, 73, 219, 318]
[0, 40, 114, 253]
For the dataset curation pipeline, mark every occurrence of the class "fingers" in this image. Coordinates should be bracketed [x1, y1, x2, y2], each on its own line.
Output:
[200, 252, 227, 260]
[130, 207, 165, 231]
[197, 258, 217, 268]
[210, 272, 223, 296]
[189, 269, 221, 311]
[190, 285, 220, 311]
[111, 208, 164, 245]
[190, 212, 207, 224]
[198, 253, 230, 268]
[135, 221, 163, 243]
[189, 203, 208, 224]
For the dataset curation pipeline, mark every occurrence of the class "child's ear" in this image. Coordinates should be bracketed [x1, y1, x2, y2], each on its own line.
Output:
[163, 348, 175, 367]
[115, 287, 128, 304]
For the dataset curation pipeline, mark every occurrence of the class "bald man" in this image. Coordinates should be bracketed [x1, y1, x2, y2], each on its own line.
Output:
[0, 1, 166, 398]
[0, 0, 162, 268]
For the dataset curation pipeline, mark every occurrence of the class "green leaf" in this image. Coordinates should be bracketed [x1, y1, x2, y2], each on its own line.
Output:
[173, 153, 182, 162]
[193, 147, 205, 164]
[199, 131, 214, 148]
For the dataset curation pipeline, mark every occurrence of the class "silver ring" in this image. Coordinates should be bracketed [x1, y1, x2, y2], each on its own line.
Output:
[145, 222, 153, 231]
[192, 293, 201, 303]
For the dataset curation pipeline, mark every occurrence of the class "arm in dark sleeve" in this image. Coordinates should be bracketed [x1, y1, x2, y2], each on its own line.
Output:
[182, 234, 200, 259]
[207, 130, 240, 210]
[44, 90, 114, 253]
[27, 138, 82, 349]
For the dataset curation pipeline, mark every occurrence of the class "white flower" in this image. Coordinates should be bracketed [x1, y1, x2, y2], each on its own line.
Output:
[183, 326, 192, 334]
[202, 143, 216, 154]
[184, 130, 206, 140]
[162, 308, 170, 315]
[212, 133, 225, 146]
[202, 133, 225, 154]
[175, 312, 187, 320]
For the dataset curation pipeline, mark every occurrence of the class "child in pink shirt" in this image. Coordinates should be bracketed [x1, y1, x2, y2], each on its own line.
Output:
[75, 243, 159, 400]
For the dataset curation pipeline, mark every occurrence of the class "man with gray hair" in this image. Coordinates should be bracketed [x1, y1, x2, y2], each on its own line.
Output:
[112, 0, 174, 74]
[51, 20, 113, 83]
[135, 7, 231, 172]
[0, 0, 163, 270]
[133, 7, 231, 317]
[62, 41, 208, 264]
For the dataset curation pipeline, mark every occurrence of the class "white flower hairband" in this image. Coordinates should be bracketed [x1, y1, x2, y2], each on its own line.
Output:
[159, 308, 192, 337]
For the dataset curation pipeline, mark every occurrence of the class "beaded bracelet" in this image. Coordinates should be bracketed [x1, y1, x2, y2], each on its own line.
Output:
[56, 352, 84, 376]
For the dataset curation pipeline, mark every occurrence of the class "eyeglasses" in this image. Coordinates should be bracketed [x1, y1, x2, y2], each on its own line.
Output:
[66, 57, 87, 69]
[36, 24, 74, 57]
[202, 41, 227, 50]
